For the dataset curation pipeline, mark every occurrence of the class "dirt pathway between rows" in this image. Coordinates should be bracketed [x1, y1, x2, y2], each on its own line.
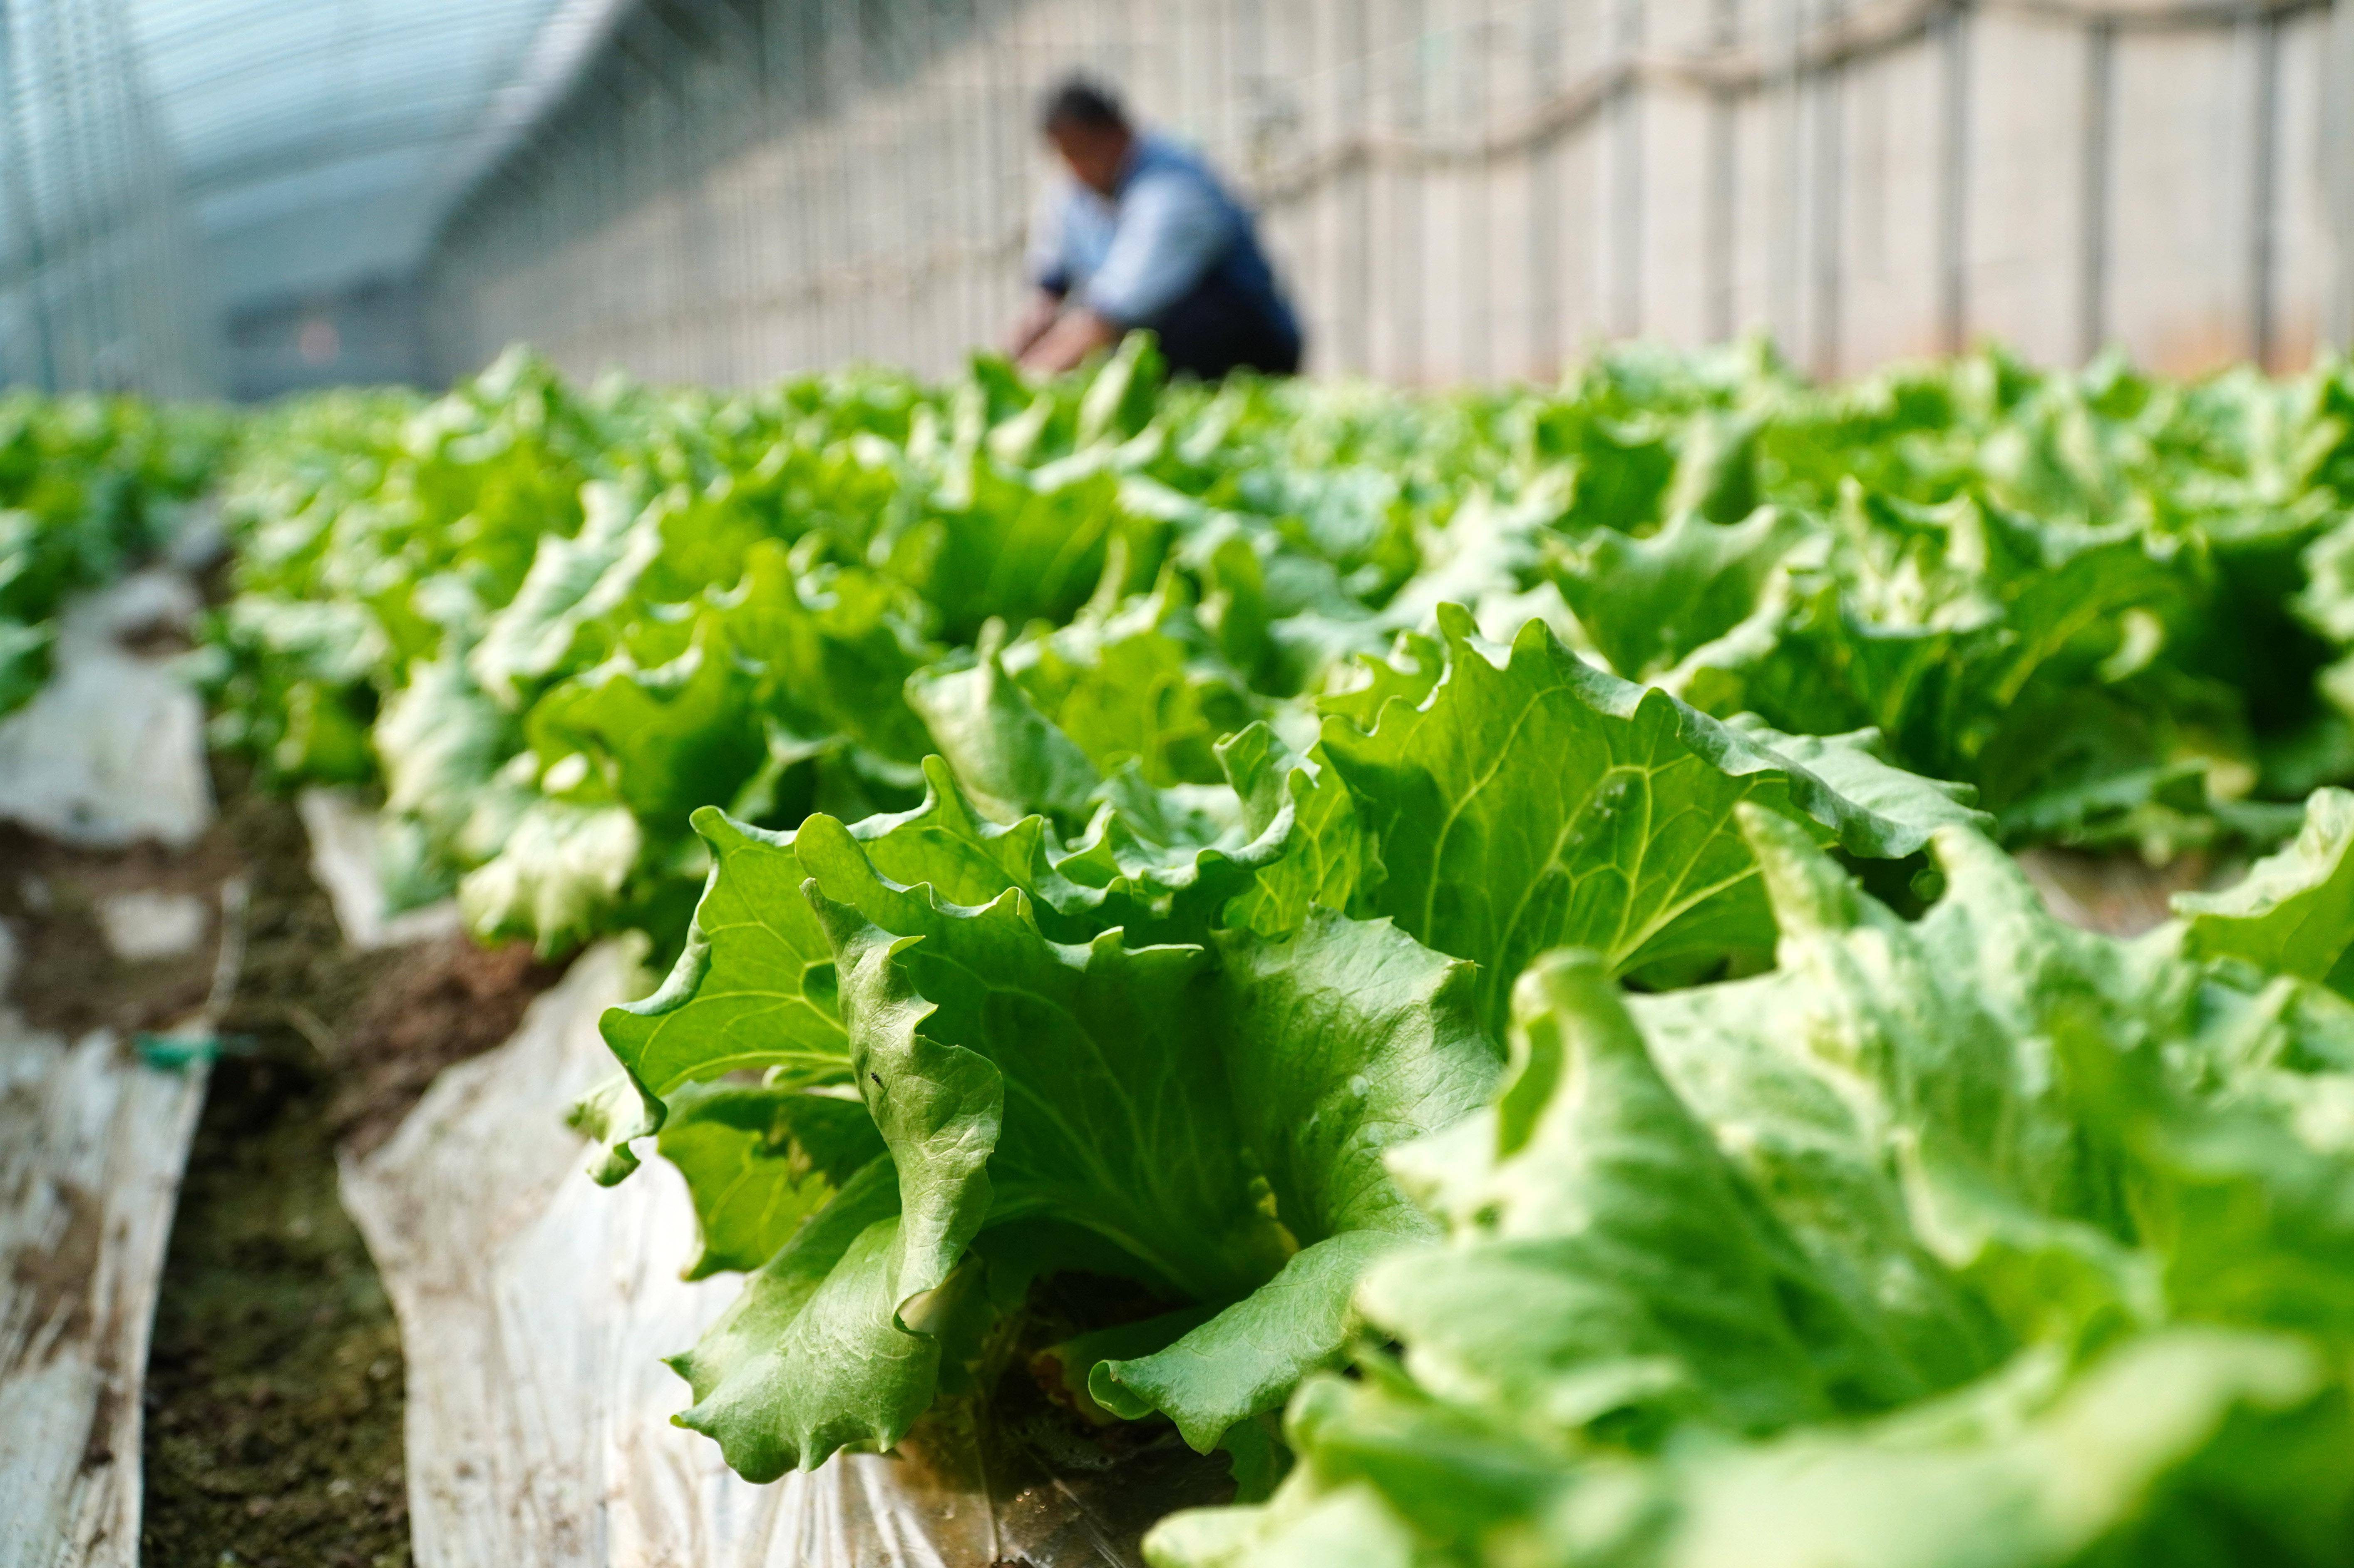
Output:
[5, 761, 559, 1568]
[131, 773, 407, 1568]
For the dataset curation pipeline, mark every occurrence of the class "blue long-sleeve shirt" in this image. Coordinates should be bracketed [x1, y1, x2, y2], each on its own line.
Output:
[1029, 133, 1299, 347]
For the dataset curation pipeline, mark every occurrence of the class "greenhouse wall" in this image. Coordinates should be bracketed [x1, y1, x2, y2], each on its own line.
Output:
[0, 0, 215, 395]
[423, 0, 2354, 388]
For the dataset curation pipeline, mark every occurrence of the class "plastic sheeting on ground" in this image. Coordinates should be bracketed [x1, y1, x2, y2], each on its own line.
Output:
[0, 570, 212, 850]
[297, 788, 464, 952]
[0, 561, 236, 1568]
[0, 986, 211, 1568]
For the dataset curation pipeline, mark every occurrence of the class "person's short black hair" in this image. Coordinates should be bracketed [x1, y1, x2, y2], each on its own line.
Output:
[1041, 77, 1127, 135]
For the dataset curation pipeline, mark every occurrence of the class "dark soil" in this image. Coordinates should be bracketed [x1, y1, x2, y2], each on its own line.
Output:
[2013, 844, 2227, 939]
[140, 1032, 412, 1568]
[134, 767, 409, 1568]
[0, 822, 242, 1040]
[328, 938, 564, 1160]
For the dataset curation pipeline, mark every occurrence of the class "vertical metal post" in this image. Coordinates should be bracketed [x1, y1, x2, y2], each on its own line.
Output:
[614, 47, 641, 365]
[876, 0, 905, 372]
[791, 0, 820, 372]
[0, 0, 57, 390]
[1770, 0, 1803, 352]
[60, 0, 114, 384]
[29, 0, 78, 383]
[1208, 0, 1234, 166]
[1460, 0, 1491, 384]
[2078, 19, 2114, 365]
[1263, 0, 1314, 368]
[94, 0, 158, 388]
[1339, 0, 1371, 375]
[1391, 0, 1424, 382]
[1609, 0, 1645, 340]
[1705, 0, 1739, 342]
[2249, 11, 2280, 370]
[902, 0, 925, 372]
[1937, 0, 1970, 354]
[972, 0, 996, 367]
[1810, 0, 1845, 376]
[833, 0, 859, 369]
[69, 0, 119, 385]
[1235, 0, 1264, 187]
[2327, 0, 2354, 350]
[110, 0, 199, 392]
[1529, 0, 1564, 377]
[92, 0, 137, 383]
[39, 0, 79, 385]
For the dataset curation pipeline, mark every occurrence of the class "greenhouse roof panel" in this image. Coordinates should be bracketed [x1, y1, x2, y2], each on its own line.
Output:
[122, 0, 626, 312]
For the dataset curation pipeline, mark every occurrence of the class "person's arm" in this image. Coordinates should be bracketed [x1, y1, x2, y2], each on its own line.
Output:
[1005, 189, 1078, 361]
[1003, 287, 1068, 359]
[1018, 306, 1120, 373]
[1078, 170, 1234, 326]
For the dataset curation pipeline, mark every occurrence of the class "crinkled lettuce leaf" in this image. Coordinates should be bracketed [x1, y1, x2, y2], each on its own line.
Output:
[1149, 805, 2354, 1568]
[1314, 605, 1989, 1031]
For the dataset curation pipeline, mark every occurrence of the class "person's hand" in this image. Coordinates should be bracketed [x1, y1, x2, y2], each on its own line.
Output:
[1002, 290, 1066, 360]
[1018, 308, 1120, 375]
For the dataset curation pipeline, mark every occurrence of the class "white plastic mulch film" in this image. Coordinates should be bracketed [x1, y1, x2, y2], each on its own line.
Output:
[0, 566, 225, 1568]
[0, 1023, 209, 1568]
[0, 570, 212, 851]
[297, 787, 463, 953]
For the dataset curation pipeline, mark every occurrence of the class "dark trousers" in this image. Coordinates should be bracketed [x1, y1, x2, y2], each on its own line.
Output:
[1145, 269, 1302, 380]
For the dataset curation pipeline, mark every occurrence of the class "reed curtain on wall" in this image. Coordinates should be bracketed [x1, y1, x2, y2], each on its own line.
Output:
[419, 0, 2354, 387]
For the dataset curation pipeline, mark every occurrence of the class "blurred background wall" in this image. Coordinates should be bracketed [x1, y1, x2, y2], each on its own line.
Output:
[422, 0, 2354, 387]
[6, 0, 2354, 397]
[0, 0, 214, 395]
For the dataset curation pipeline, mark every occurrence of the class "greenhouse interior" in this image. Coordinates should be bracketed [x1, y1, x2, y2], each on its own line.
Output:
[10, 1, 2354, 1565]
